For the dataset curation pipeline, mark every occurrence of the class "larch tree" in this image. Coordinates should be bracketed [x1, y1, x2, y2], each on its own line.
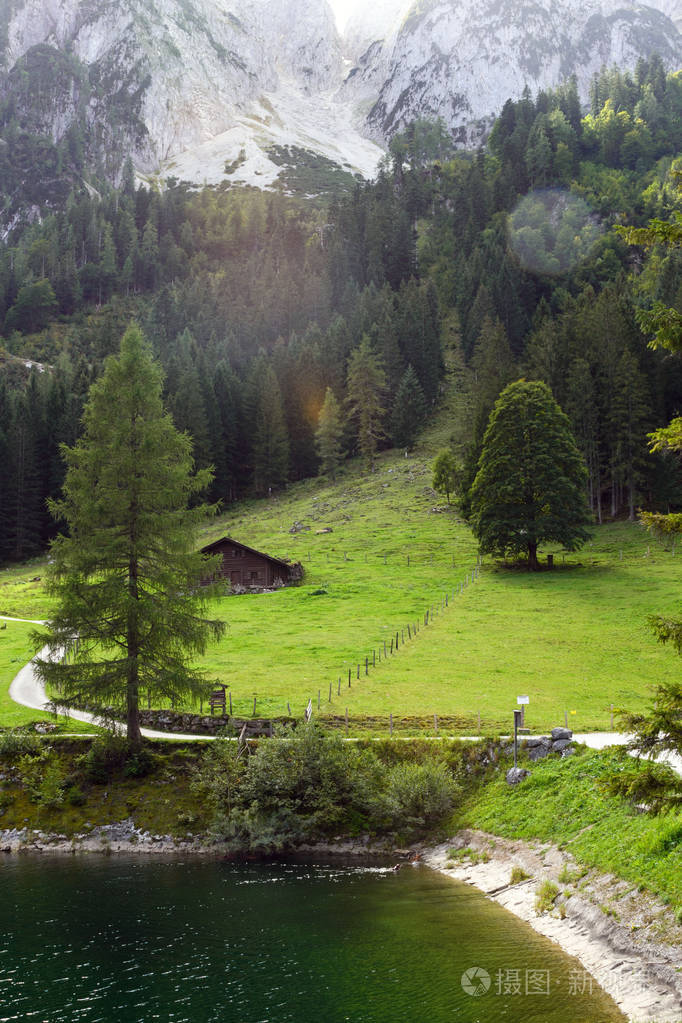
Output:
[34, 324, 226, 748]
[315, 386, 344, 480]
[470, 379, 592, 570]
[346, 335, 386, 471]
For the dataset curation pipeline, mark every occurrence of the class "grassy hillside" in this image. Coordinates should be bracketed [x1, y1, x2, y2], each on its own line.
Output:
[1, 440, 680, 735]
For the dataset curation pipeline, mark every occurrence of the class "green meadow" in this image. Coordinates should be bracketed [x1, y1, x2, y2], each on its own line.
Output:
[0, 618, 94, 732]
[1, 446, 680, 734]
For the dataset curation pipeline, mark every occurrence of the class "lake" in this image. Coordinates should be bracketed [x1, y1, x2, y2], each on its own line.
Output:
[0, 857, 624, 1022]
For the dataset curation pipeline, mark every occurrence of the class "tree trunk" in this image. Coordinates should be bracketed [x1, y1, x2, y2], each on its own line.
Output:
[527, 541, 539, 571]
[127, 555, 142, 749]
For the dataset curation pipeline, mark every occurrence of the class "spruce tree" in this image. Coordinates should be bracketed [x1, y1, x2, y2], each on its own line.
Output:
[252, 364, 289, 494]
[346, 336, 386, 471]
[470, 380, 592, 569]
[390, 365, 427, 448]
[34, 324, 225, 747]
[315, 387, 344, 479]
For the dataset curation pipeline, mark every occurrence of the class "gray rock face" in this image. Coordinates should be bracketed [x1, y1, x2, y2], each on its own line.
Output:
[552, 738, 573, 752]
[506, 766, 531, 785]
[354, 0, 682, 145]
[1, 0, 680, 192]
[551, 727, 573, 741]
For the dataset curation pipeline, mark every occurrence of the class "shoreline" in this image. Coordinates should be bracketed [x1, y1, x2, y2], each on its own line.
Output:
[3, 823, 681, 1022]
[420, 829, 682, 1023]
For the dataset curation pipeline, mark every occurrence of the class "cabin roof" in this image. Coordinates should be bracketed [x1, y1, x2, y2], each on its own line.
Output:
[200, 535, 292, 569]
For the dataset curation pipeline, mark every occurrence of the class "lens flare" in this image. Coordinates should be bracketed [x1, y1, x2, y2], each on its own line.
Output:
[508, 189, 603, 277]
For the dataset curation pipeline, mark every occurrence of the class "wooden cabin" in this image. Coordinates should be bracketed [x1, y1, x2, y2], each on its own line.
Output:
[201, 536, 303, 589]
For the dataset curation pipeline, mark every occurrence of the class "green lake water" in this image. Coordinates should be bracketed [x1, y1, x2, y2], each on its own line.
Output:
[0, 857, 625, 1022]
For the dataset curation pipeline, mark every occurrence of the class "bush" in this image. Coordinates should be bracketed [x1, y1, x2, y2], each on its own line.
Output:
[510, 865, 531, 885]
[535, 880, 560, 915]
[77, 733, 128, 784]
[381, 761, 460, 829]
[66, 786, 86, 807]
[0, 730, 42, 759]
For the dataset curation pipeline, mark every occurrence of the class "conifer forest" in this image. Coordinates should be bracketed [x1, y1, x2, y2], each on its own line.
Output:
[3, 58, 682, 563]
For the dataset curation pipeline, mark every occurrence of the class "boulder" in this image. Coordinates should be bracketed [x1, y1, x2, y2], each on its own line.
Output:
[552, 738, 572, 753]
[528, 745, 550, 761]
[506, 767, 531, 786]
[551, 727, 573, 741]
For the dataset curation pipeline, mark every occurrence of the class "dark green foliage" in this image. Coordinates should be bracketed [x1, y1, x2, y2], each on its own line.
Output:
[390, 364, 426, 448]
[470, 380, 592, 569]
[3, 60, 682, 554]
[195, 724, 460, 852]
[315, 386, 344, 479]
[346, 336, 387, 471]
[33, 325, 226, 746]
[432, 449, 458, 504]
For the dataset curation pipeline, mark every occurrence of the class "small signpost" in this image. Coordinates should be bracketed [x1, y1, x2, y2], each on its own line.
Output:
[517, 694, 529, 729]
[513, 709, 522, 769]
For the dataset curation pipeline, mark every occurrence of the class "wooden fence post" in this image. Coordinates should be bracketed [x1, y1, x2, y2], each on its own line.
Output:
[434, 713, 438, 735]
[345, 707, 349, 735]
[365, 657, 368, 675]
[373, 650, 376, 667]
[389, 713, 393, 737]
[337, 678, 341, 696]
[287, 702, 291, 716]
[252, 696, 257, 717]
[229, 692, 233, 715]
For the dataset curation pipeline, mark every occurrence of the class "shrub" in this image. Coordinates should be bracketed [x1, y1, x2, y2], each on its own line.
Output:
[0, 730, 42, 759]
[66, 786, 86, 807]
[510, 865, 531, 885]
[381, 761, 460, 829]
[535, 880, 560, 915]
[77, 733, 128, 784]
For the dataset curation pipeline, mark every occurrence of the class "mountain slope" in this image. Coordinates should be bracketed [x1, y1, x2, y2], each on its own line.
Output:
[0, 0, 680, 206]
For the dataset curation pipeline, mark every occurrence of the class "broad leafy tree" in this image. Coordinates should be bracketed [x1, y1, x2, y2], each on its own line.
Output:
[34, 324, 226, 747]
[432, 449, 458, 504]
[470, 380, 592, 569]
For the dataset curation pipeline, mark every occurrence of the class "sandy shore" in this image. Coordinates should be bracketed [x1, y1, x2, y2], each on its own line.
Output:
[421, 829, 682, 1023]
[3, 822, 681, 1022]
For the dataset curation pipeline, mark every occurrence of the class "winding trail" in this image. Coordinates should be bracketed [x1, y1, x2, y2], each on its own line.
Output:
[4, 615, 682, 768]
[3, 616, 213, 742]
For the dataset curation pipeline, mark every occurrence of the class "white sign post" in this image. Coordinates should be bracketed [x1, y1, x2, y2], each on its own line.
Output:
[517, 695, 529, 728]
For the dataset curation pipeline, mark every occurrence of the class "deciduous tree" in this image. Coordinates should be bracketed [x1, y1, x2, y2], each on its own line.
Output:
[470, 380, 592, 569]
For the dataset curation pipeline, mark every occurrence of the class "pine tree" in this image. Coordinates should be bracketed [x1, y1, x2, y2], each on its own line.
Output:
[253, 365, 289, 495]
[390, 365, 427, 448]
[34, 324, 225, 747]
[315, 387, 344, 479]
[346, 336, 387, 471]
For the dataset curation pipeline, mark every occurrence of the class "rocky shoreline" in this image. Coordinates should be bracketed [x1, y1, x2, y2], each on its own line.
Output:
[2, 822, 681, 1023]
[421, 829, 682, 1023]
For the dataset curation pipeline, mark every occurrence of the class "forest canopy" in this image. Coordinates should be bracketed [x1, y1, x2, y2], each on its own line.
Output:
[2, 56, 682, 562]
